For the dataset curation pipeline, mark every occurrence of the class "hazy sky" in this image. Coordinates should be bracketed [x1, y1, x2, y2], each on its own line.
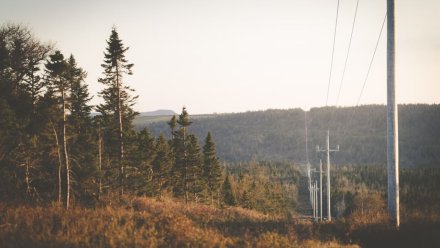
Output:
[1, 0, 439, 114]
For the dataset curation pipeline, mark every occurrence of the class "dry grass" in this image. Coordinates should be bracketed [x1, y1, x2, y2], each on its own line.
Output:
[0, 196, 359, 248]
[2, 196, 438, 247]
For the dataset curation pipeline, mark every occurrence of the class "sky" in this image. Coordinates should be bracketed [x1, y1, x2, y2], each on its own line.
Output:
[1, 0, 439, 114]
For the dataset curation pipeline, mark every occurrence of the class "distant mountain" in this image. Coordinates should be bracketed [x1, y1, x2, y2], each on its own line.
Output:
[139, 109, 177, 116]
[135, 104, 440, 167]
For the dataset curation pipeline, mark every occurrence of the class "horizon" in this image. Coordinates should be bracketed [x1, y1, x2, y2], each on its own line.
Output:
[138, 102, 439, 116]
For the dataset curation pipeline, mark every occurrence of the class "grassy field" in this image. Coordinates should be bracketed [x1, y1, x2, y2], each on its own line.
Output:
[1, 196, 439, 248]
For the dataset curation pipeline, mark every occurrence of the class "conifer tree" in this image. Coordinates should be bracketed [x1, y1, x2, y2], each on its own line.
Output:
[66, 54, 95, 203]
[186, 134, 203, 202]
[134, 128, 155, 195]
[202, 132, 222, 205]
[221, 172, 236, 206]
[45, 50, 71, 208]
[171, 107, 192, 199]
[0, 24, 52, 202]
[68, 55, 91, 135]
[152, 134, 173, 198]
[97, 27, 137, 196]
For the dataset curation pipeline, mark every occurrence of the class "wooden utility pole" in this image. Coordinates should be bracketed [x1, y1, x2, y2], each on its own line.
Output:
[387, 0, 400, 228]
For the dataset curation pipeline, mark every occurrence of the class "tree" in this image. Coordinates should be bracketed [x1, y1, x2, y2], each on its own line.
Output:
[0, 24, 52, 202]
[133, 128, 155, 195]
[97, 27, 137, 196]
[186, 134, 203, 202]
[152, 134, 173, 198]
[66, 54, 96, 204]
[171, 107, 192, 199]
[221, 172, 236, 206]
[202, 132, 222, 205]
[167, 115, 177, 140]
[45, 50, 71, 209]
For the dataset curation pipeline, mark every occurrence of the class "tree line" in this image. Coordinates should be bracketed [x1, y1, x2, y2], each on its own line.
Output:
[0, 24, 228, 208]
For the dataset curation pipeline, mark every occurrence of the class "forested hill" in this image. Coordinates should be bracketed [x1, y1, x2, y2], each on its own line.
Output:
[137, 104, 440, 167]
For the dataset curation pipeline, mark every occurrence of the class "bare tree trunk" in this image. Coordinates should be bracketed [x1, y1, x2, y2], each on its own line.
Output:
[25, 158, 31, 196]
[52, 123, 62, 205]
[116, 66, 124, 197]
[98, 124, 103, 200]
[62, 87, 71, 210]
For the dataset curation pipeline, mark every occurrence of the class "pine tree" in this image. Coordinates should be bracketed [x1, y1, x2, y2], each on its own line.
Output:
[45, 50, 71, 209]
[171, 107, 192, 199]
[134, 128, 155, 195]
[66, 54, 96, 204]
[186, 134, 203, 202]
[221, 172, 236, 206]
[152, 134, 173, 198]
[202, 132, 222, 205]
[68, 55, 92, 135]
[97, 27, 137, 197]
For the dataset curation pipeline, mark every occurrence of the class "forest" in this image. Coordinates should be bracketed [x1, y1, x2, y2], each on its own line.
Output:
[144, 104, 440, 167]
[1, 23, 440, 247]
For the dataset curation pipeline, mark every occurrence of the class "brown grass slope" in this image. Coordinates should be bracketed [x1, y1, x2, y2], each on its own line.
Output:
[1, 196, 440, 248]
[0, 197, 360, 248]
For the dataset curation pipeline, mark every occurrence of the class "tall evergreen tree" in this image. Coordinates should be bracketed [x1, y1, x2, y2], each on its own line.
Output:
[45, 50, 71, 208]
[152, 134, 173, 198]
[171, 107, 192, 200]
[66, 54, 96, 203]
[97, 27, 137, 196]
[133, 128, 155, 195]
[203, 132, 222, 205]
[186, 134, 203, 202]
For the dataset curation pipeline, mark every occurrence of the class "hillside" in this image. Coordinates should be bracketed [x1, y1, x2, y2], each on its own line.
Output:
[137, 104, 440, 167]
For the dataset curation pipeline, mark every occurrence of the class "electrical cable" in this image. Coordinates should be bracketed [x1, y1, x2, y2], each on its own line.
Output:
[356, 12, 387, 106]
[325, 0, 340, 106]
[335, 0, 360, 106]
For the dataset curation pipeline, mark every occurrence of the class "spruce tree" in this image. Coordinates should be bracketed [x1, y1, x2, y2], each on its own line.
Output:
[152, 134, 173, 198]
[221, 172, 236, 206]
[186, 134, 203, 202]
[134, 128, 155, 195]
[171, 107, 192, 199]
[202, 132, 222, 205]
[68, 55, 92, 135]
[66, 54, 95, 203]
[45, 50, 71, 208]
[97, 27, 137, 196]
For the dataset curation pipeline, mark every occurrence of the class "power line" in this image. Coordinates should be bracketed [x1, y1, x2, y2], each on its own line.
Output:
[325, 0, 340, 106]
[335, 0, 360, 106]
[356, 13, 387, 106]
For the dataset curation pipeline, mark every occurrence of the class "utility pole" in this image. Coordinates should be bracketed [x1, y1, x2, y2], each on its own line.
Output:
[317, 130, 339, 221]
[314, 181, 318, 221]
[311, 182, 315, 218]
[319, 159, 323, 222]
[305, 111, 313, 207]
[387, 0, 399, 228]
